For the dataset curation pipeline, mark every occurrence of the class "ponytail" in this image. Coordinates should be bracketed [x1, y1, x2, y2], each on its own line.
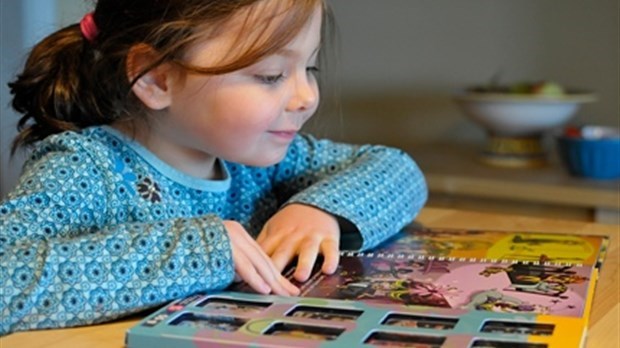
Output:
[9, 23, 128, 154]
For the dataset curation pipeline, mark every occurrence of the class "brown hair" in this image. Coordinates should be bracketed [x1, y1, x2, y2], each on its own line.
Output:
[9, 0, 332, 153]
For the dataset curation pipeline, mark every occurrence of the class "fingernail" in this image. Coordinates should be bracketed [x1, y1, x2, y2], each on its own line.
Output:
[323, 266, 336, 274]
[260, 283, 271, 294]
[294, 271, 308, 282]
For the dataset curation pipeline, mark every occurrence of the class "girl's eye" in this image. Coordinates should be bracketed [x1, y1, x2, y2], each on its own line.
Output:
[254, 74, 285, 85]
[307, 66, 320, 76]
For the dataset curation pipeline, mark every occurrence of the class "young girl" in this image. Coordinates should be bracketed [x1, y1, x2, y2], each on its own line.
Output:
[0, 0, 427, 336]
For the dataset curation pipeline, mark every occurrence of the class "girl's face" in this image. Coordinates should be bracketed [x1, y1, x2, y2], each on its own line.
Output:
[140, 3, 322, 178]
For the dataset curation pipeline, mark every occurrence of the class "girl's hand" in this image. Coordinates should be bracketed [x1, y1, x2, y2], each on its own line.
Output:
[223, 220, 299, 296]
[257, 204, 340, 283]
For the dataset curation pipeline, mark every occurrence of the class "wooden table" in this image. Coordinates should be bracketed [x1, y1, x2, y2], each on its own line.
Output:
[2, 207, 618, 348]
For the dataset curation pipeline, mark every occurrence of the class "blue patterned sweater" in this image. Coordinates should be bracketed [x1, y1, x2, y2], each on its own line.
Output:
[0, 126, 427, 335]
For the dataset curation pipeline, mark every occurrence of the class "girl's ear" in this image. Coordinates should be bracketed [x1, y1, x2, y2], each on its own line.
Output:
[126, 44, 175, 110]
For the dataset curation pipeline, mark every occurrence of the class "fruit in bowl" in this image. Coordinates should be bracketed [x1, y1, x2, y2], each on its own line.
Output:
[456, 81, 596, 137]
[470, 80, 567, 97]
[529, 81, 565, 96]
[454, 80, 596, 167]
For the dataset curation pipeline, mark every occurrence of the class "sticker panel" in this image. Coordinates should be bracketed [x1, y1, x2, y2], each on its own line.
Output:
[263, 322, 345, 341]
[286, 305, 363, 322]
[382, 313, 458, 330]
[169, 312, 246, 332]
[480, 321, 554, 336]
[196, 297, 271, 313]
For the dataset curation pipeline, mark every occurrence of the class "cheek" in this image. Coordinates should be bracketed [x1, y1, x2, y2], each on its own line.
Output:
[211, 91, 281, 135]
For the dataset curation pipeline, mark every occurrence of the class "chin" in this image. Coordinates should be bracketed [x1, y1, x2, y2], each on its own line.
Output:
[226, 143, 292, 167]
[253, 157, 286, 168]
[245, 151, 288, 168]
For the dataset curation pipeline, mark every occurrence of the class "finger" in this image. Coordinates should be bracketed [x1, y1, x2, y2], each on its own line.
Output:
[256, 257, 299, 296]
[271, 246, 297, 273]
[320, 239, 340, 275]
[275, 272, 300, 296]
[233, 231, 282, 294]
[294, 240, 320, 282]
[257, 232, 285, 257]
[233, 252, 271, 294]
[242, 236, 299, 296]
[255, 228, 267, 246]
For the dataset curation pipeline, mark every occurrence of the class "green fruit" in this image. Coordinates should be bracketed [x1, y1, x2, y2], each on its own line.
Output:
[531, 81, 565, 96]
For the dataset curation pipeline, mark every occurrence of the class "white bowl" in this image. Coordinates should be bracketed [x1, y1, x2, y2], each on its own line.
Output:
[454, 92, 596, 137]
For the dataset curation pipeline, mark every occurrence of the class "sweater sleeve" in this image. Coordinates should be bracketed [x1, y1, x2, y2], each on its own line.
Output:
[270, 134, 428, 251]
[0, 138, 234, 336]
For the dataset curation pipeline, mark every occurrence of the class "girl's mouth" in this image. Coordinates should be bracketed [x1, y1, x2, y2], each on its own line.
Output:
[268, 130, 298, 140]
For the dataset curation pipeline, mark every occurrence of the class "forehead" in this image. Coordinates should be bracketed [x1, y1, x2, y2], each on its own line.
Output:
[183, 0, 322, 66]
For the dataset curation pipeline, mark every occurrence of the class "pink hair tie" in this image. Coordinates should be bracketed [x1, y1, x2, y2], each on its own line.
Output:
[80, 12, 98, 43]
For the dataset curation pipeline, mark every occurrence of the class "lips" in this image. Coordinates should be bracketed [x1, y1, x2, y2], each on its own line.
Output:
[268, 130, 298, 140]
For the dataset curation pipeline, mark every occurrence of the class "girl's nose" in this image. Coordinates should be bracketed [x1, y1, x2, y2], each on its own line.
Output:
[286, 72, 319, 112]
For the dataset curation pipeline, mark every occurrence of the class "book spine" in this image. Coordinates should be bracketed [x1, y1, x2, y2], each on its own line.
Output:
[340, 250, 584, 267]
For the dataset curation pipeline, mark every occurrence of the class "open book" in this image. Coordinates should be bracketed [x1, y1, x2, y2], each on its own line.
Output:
[127, 227, 608, 348]
[274, 227, 608, 318]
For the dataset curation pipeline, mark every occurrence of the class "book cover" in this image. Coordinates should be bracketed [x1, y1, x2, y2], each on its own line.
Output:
[127, 227, 609, 348]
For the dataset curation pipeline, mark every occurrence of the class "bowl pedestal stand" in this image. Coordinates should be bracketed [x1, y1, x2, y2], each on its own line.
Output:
[480, 134, 548, 168]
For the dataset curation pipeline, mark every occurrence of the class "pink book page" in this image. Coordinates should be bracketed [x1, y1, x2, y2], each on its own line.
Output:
[287, 256, 592, 318]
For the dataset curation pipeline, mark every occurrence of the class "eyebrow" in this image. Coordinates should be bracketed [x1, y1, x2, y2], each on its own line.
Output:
[274, 45, 321, 59]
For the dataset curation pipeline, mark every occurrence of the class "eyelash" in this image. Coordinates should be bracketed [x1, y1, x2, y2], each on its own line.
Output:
[254, 67, 320, 86]
[307, 66, 320, 76]
[254, 74, 285, 85]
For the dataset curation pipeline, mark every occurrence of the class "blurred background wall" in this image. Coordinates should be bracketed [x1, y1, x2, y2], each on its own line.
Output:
[310, 0, 618, 148]
[1, 0, 618, 197]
